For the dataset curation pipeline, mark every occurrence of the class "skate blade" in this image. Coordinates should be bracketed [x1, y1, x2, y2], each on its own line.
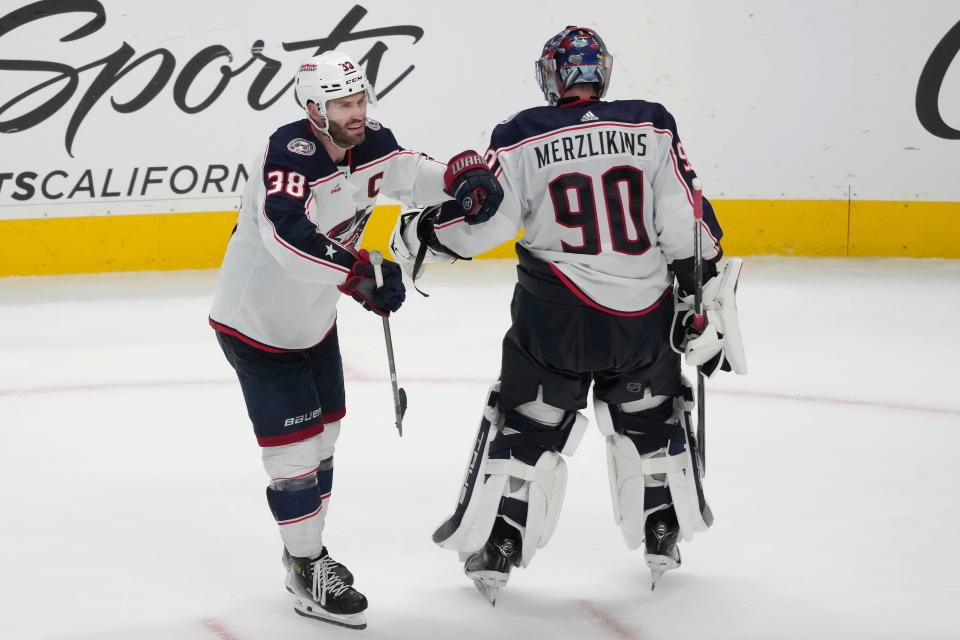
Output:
[293, 604, 367, 630]
[466, 570, 508, 606]
[472, 579, 499, 606]
[645, 553, 680, 591]
[286, 574, 367, 630]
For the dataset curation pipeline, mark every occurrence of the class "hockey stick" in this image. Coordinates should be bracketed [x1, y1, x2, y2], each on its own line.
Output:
[691, 178, 707, 476]
[370, 250, 407, 437]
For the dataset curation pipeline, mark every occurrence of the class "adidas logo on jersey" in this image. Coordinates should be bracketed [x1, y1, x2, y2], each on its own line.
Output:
[581, 111, 599, 122]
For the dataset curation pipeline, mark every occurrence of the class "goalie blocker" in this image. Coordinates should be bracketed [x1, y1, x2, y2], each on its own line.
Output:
[388, 204, 469, 281]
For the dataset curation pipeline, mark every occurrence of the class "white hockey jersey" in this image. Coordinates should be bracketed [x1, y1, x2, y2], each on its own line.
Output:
[432, 98, 723, 314]
[210, 118, 448, 350]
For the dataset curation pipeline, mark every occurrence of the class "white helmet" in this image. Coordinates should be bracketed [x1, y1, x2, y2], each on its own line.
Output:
[295, 51, 377, 126]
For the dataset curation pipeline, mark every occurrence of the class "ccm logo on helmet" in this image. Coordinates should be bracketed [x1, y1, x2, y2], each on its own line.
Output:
[283, 408, 322, 427]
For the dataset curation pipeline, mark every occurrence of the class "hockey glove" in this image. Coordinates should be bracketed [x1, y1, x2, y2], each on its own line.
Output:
[337, 249, 406, 317]
[670, 257, 748, 378]
[443, 150, 504, 225]
[388, 204, 471, 281]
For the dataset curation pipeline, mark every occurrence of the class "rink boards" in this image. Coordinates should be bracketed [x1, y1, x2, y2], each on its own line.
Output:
[1, 199, 958, 276]
[1, 1, 958, 275]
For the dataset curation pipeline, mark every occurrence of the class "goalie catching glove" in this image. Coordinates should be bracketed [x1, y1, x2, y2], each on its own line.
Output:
[671, 257, 747, 377]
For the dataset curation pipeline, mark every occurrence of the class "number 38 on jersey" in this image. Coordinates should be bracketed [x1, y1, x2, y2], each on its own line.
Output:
[266, 170, 307, 198]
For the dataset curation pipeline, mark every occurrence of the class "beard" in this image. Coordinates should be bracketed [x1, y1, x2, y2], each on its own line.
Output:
[328, 118, 365, 148]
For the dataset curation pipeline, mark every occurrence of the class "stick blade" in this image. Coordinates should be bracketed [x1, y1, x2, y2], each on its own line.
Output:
[394, 387, 407, 437]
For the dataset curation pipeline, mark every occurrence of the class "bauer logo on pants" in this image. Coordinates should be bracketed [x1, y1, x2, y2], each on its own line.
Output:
[283, 408, 322, 427]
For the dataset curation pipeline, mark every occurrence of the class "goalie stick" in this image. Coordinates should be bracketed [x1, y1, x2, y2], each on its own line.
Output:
[691, 178, 707, 476]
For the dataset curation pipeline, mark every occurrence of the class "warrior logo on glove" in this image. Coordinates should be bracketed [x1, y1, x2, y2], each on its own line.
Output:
[443, 150, 505, 225]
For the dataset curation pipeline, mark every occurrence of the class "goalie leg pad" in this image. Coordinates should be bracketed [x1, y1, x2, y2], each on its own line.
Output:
[595, 383, 712, 549]
[490, 407, 587, 567]
[433, 385, 587, 568]
[433, 384, 504, 555]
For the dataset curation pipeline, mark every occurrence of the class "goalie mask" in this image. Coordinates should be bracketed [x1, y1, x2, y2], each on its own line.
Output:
[535, 26, 613, 106]
[295, 51, 377, 141]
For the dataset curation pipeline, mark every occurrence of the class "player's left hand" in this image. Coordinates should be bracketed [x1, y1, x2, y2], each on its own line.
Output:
[443, 150, 504, 225]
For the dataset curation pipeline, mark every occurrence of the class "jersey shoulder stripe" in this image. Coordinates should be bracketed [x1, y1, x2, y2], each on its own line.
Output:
[489, 100, 676, 151]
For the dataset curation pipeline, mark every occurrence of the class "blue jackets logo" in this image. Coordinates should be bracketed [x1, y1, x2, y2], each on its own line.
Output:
[287, 138, 317, 156]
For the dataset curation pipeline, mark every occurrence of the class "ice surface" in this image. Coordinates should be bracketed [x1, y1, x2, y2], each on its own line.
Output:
[1, 257, 958, 639]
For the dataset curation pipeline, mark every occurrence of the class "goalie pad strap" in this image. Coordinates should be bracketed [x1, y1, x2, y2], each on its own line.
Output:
[484, 458, 536, 480]
[491, 431, 564, 457]
[607, 402, 686, 456]
[645, 486, 671, 507]
[491, 409, 581, 464]
[613, 399, 673, 430]
[499, 496, 528, 527]
[617, 424, 686, 455]
[639, 454, 688, 475]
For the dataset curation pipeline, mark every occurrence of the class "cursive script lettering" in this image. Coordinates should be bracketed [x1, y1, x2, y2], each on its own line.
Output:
[0, 1, 424, 156]
[916, 19, 960, 140]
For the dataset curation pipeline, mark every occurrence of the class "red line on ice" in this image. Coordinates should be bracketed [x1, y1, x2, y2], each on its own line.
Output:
[200, 618, 242, 640]
[1, 375, 958, 418]
[577, 600, 639, 640]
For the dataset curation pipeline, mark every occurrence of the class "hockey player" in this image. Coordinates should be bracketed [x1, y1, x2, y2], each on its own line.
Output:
[209, 51, 502, 628]
[389, 26, 746, 602]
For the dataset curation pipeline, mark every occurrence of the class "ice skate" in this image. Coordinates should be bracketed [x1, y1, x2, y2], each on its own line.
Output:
[284, 548, 367, 629]
[464, 522, 521, 606]
[282, 546, 353, 585]
[644, 506, 681, 590]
